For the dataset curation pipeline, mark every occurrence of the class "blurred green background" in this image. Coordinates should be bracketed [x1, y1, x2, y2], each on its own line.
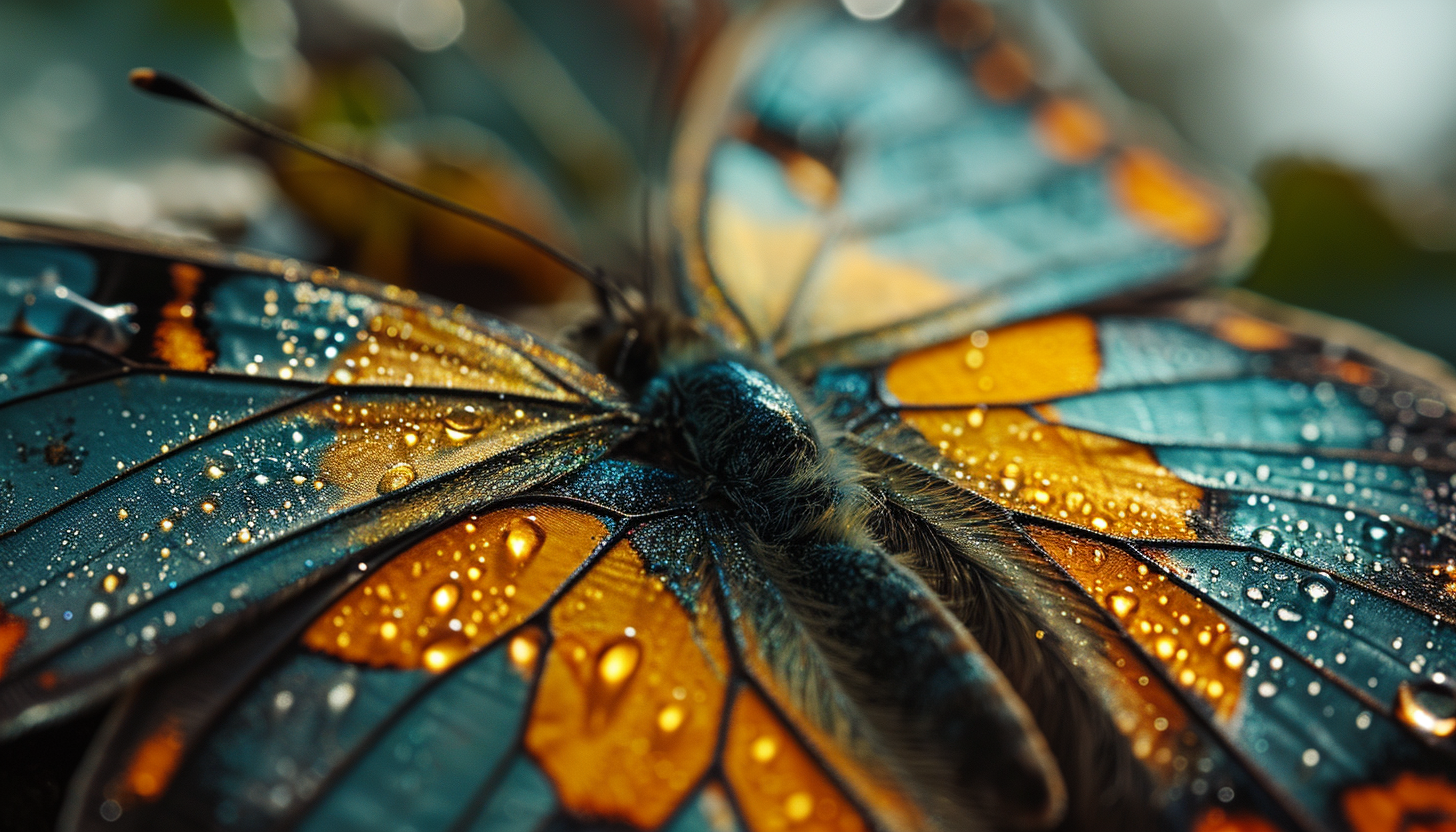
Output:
[0, 0, 1452, 363]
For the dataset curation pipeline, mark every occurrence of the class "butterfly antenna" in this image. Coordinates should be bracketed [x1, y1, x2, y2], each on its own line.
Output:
[128, 67, 628, 309]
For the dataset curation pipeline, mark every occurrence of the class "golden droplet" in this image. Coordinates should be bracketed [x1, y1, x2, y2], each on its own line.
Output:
[504, 515, 545, 562]
[201, 501, 215, 514]
[377, 462, 417, 494]
[116, 509, 129, 520]
[596, 638, 641, 689]
[1223, 647, 1246, 670]
[1395, 681, 1456, 738]
[509, 633, 540, 673]
[159, 518, 174, 532]
[442, 406, 485, 441]
[379, 621, 398, 640]
[1207, 680, 1225, 698]
[430, 582, 461, 616]
[403, 432, 419, 447]
[964, 348, 985, 369]
[1107, 591, 1139, 618]
[967, 409, 985, 429]
[206, 464, 225, 480]
[331, 368, 354, 384]
[421, 634, 471, 673]
[237, 528, 252, 544]
[784, 791, 814, 822]
[1065, 491, 1085, 511]
[656, 703, 686, 733]
[101, 573, 125, 593]
[750, 735, 778, 763]
[1154, 636, 1177, 660]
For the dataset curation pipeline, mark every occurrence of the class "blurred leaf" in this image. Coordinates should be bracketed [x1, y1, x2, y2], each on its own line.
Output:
[1244, 161, 1456, 365]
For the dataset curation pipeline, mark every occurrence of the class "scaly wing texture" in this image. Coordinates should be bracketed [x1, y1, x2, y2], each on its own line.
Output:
[671, 0, 1258, 368]
[0, 219, 635, 737]
[826, 294, 1456, 830]
[57, 460, 932, 832]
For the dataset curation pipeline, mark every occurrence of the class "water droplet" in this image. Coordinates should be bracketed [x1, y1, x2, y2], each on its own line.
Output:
[1245, 587, 1264, 602]
[1395, 681, 1456, 738]
[1107, 590, 1138, 618]
[1304, 578, 1332, 602]
[430, 582, 461, 616]
[377, 462, 416, 494]
[1255, 527, 1281, 549]
[966, 409, 985, 429]
[964, 348, 985, 369]
[784, 791, 814, 822]
[422, 634, 471, 672]
[1276, 607, 1302, 623]
[656, 703, 686, 733]
[596, 638, 641, 689]
[101, 573, 125, 593]
[509, 633, 540, 672]
[442, 406, 485, 441]
[1154, 636, 1177, 660]
[504, 515, 544, 562]
[89, 601, 109, 622]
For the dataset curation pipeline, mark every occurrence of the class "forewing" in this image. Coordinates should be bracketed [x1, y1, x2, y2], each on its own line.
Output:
[671, 0, 1258, 367]
[839, 294, 1456, 829]
[0, 219, 634, 737]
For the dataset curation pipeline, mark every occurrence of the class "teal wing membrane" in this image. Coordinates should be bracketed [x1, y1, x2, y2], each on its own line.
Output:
[833, 295, 1456, 829]
[0, 218, 634, 738]
[672, 0, 1260, 370]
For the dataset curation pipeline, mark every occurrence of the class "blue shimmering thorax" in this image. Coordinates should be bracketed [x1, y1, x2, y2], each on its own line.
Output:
[640, 359, 831, 542]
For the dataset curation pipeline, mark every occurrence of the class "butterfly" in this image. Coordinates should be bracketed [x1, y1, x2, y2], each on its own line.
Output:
[2, 1, 1455, 831]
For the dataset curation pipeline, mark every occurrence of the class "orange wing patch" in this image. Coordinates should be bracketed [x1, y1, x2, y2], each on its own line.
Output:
[1111, 148, 1224, 248]
[1342, 772, 1456, 832]
[1211, 312, 1294, 353]
[153, 262, 214, 371]
[1192, 808, 1283, 832]
[901, 407, 1202, 539]
[1034, 98, 1108, 165]
[1029, 528, 1242, 723]
[972, 40, 1033, 103]
[303, 505, 607, 671]
[884, 313, 1100, 406]
[119, 717, 186, 802]
[724, 687, 868, 832]
[525, 539, 731, 828]
[0, 608, 24, 679]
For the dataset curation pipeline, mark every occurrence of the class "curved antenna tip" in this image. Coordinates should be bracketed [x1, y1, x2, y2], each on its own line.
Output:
[128, 68, 208, 107]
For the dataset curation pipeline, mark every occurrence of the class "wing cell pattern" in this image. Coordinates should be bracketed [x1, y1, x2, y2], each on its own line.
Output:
[852, 297, 1456, 829]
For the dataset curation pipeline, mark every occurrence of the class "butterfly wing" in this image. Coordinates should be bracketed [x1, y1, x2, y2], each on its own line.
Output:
[56, 458, 949, 832]
[831, 293, 1456, 829]
[671, 0, 1259, 368]
[0, 218, 635, 738]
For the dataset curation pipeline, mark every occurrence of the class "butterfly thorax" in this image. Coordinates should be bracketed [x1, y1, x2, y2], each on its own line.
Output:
[638, 358, 856, 543]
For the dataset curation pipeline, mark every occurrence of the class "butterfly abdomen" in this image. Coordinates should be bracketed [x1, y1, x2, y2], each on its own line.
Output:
[638, 357, 1068, 829]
